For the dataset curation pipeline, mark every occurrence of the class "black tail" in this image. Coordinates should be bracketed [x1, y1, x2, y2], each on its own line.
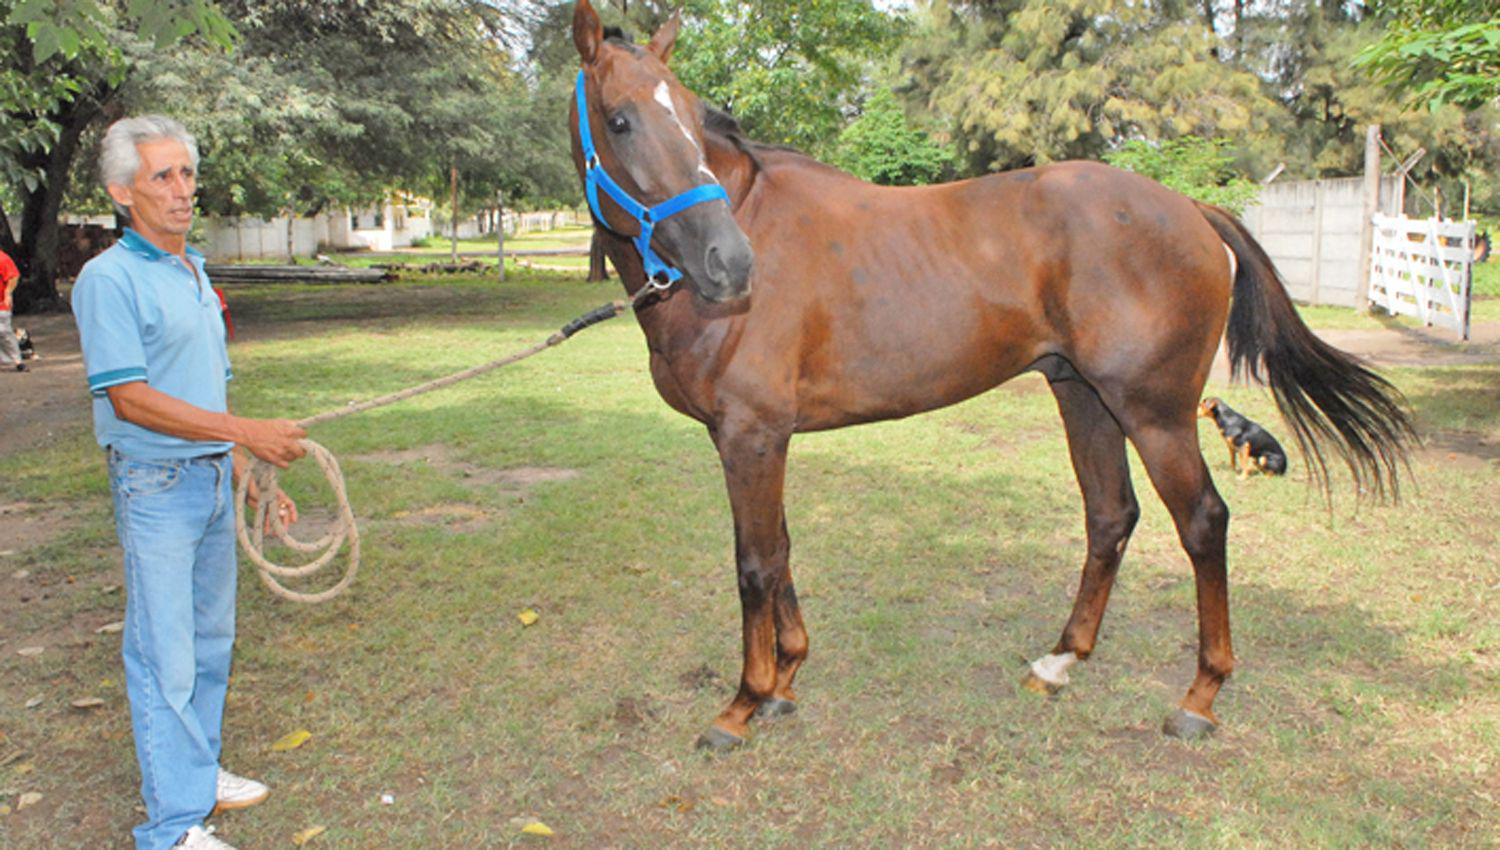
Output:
[1196, 202, 1416, 498]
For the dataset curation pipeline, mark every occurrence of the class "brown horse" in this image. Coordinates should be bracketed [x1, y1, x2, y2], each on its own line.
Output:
[568, 0, 1413, 749]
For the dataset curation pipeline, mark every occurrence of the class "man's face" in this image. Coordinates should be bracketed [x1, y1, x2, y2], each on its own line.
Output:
[108, 138, 196, 240]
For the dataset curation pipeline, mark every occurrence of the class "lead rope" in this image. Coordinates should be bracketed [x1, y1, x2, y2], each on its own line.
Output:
[235, 286, 659, 603]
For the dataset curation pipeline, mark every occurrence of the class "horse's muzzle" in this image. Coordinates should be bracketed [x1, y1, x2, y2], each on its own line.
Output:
[661, 203, 753, 303]
[701, 237, 753, 302]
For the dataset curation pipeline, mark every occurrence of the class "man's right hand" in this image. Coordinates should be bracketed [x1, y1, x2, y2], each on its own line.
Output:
[238, 418, 307, 468]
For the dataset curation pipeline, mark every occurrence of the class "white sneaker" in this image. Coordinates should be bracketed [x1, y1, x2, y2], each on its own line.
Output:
[176, 825, 237, 849]
[214, 768, 269, 812]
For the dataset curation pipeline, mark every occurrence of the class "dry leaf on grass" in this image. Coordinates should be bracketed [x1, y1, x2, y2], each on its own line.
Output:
[657, 794, 695, 813]
[271, 729, 312, 752]
[70, 697, 104, 710]
[16, 646, 43, 657]
[25, 696, 43, 709]
[292, 825, 327, 845]
[517, 608, 540, 627]
[94, 621, 124, 634]
[17, 792, 43, 810]
[520, 821, 554, 837]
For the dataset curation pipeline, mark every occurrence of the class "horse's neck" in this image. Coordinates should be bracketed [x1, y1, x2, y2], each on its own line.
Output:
[703, 133, 759, 212]
[601, 134, 761, 359]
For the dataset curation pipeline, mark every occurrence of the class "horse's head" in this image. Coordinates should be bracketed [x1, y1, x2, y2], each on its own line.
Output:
[571, 0, 753, 303]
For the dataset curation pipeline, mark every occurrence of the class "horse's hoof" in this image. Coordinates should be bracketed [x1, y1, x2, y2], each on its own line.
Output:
[754, 698, 797, 720]
[1162, 709, 1218, 740]
[1020, 671, 1064, 697]
[694, 727, 745, 752]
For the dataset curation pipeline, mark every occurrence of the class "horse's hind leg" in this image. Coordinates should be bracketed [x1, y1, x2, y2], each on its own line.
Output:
[1023, 377, 1139, 696]
[1124, 418, 1233, 739]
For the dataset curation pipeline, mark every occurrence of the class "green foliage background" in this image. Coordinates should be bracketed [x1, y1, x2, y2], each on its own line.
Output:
[1105, 137, 1262, 215]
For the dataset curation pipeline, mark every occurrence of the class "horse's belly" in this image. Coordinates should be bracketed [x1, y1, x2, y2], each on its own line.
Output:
[792, 318, 1040, 431]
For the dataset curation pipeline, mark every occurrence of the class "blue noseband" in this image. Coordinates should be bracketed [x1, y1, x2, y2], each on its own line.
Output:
[576, 69, 731, 288]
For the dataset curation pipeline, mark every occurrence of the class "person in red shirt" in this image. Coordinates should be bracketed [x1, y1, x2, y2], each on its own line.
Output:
[0, 248, 24, 372]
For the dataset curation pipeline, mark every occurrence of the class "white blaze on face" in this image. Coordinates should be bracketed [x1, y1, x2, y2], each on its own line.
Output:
[1029, 651, 1078, 687]
[654, 81, 718, 182]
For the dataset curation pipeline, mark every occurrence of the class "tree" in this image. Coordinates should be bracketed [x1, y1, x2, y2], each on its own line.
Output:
[1104, 136, 1260, 214]
[129, 1, 560, 234]
[830, 87, 953, 185]
[1, 0, 233, 311]
[1353, 0, 1499, 112]
[901, 0, 1279, 174]
[669, 0, 902, 156]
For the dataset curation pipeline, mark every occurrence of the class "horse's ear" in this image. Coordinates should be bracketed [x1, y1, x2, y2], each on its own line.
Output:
[648, 11, 681, 62]
[573, 0, 603, 65]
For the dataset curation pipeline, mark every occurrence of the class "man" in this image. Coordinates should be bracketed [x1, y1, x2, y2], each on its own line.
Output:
[0, 245, 23, 371]
[72, 115, 307, 850]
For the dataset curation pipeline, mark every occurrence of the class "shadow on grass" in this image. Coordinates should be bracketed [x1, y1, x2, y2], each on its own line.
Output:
[1393, 363, 1500, 465]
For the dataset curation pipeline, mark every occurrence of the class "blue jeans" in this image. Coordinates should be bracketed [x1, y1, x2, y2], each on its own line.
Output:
[108, 449, 237, 850]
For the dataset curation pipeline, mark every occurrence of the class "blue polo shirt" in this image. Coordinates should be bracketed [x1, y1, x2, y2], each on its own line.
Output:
[72, 229, 234, 459]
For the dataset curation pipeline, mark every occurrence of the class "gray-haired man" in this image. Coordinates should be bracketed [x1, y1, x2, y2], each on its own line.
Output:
[72, 115, 307, 850]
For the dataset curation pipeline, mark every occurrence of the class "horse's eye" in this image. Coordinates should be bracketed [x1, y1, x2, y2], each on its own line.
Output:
[607, 115, 630, 134]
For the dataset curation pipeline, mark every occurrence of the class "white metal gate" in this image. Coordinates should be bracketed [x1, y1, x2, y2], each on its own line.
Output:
[1367, 214, 1476, 340]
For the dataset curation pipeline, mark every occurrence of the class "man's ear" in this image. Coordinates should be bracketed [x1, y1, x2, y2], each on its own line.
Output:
[648, 11, 681, 62]
[106, 184, 133, 210]
[573, 0, 604, 65]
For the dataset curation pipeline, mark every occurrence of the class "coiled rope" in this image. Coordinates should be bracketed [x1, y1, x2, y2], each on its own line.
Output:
[235, 288, 655, 603]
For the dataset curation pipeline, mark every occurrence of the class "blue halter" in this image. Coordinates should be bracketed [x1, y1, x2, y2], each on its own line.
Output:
[575, 69, 731, 288]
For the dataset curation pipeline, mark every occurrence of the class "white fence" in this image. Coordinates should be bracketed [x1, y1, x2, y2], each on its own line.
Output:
[201, 216, 326, 260]
[198, 207, 587, 260]
[1368, 214, 1475, 339]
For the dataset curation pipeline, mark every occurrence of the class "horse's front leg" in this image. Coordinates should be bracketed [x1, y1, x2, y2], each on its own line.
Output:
[696, 420, 800, 751]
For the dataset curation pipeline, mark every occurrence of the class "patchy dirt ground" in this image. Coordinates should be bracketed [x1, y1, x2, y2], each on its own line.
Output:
[1, 311, 90, 460]
[5, 285, 1498, 849]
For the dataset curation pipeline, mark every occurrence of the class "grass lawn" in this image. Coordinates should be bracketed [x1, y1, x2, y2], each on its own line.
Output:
[1472, 260, 1498, 298]
[407, 226, 593, 254]
[1, 273, 1496, 848]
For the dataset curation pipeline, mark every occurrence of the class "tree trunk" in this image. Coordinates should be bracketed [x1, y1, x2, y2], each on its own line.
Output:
[587, 229, 611, 282]
[1232, 0, 1244, 60]
[0, 202, 18, 262]
[450, 160, 459, 264]
[14, 81, 116, 313]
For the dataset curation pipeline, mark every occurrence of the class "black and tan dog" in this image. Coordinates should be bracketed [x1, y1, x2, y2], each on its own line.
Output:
[17, 328, 35, 360]
[1198, 397, 1288, 478]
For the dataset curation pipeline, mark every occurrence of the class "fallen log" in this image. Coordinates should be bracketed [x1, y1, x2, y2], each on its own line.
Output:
[205, 264, 391, 284]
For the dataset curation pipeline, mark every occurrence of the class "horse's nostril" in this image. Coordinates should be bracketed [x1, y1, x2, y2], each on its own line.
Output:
[706, 244, 730, 283]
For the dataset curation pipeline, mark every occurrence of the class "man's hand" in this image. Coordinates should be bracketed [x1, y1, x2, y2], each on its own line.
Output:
[245, 476, 300, 534]
[237, 418, 307, 468]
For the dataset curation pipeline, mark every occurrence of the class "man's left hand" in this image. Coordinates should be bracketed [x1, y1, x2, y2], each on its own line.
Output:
[267, 490, 299, 533]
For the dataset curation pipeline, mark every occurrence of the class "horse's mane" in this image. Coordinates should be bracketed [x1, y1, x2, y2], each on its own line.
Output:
[602, 26, 643, 55]
[703, 105, 839, 177]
